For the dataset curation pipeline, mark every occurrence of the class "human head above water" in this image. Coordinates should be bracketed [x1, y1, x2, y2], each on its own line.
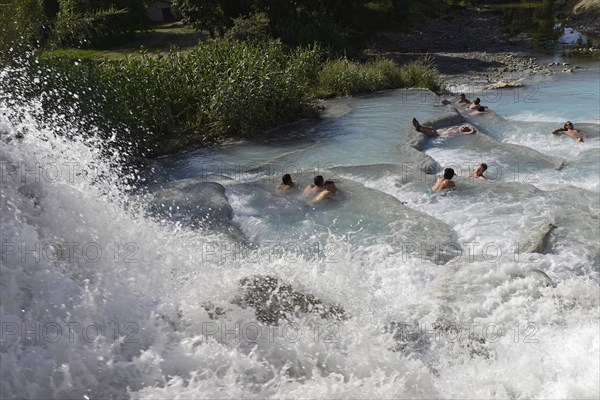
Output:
[564, 121, 574, 129]
[473, 98, 481, 105]
[443, 168, 455, 180]
[475, 163, 488, 176]
[460, 93, 466, 99]
[314, 175, 324, 187]
[282, 174, 292, 185]
[324, 180, 336, 191]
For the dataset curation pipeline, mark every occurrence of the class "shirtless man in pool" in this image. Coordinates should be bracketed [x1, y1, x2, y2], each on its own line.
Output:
[412, 118, 476, 137]
[456, 93, 470, 104]
[277, 174, 295, 192]
[301, 175, 325, 197]
[552, 121, 585, 143]
[469, 97, 482, 110]
[310, 181, 337, 204]
[432, 168, 456, 191]
[470, 163, 488, 179]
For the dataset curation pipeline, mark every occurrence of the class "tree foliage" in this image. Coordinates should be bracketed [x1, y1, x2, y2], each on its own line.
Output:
[173, 0, 446, 51]
[0, 0, 149, 51]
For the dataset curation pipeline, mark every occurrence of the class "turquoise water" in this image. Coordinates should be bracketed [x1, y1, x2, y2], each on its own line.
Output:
[1, 62, 599, 398]
[491, 67, 600, 123]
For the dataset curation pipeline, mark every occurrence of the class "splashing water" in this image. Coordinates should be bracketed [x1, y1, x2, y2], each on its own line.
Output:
[1, 58, 599, 399]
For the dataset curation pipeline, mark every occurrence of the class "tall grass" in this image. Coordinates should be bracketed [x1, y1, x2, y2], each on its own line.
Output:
[5, 40, 443, 157]
[30, 39, 322, 156]
[399, 56, 445, 92]
[315, 58, 402, 97]
[316, 56, 443, 97]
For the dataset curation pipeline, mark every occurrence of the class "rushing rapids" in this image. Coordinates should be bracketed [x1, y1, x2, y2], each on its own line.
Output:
[1, 61, 599, 399]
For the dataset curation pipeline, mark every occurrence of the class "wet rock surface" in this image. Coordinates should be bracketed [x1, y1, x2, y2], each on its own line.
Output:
[232, 275, 347, 325]
[148, 179, 249, 243]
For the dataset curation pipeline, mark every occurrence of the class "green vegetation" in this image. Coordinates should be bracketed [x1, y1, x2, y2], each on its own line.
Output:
[27, 40, 321, 156]
[316, 57, 443, 97]
[12, 39, 442, 157]
[0, 0, 149, 54]
[1, 0, 445, 157]
[173, 0, 450, 53]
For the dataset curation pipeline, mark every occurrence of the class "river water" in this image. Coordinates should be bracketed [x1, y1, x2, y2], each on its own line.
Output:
[1, 60, 599, 398]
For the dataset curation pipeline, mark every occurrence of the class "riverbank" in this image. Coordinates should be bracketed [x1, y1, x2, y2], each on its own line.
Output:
[1, 41, 443, 159]
[558, 0, 600, 38]
[366, 5, 599, 90]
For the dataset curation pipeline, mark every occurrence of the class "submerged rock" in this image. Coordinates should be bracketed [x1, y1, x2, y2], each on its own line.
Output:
[521, 221, 556, 254]
[528, 269, 557, 288]
[232, 275, 347, 325]
[148, 179, 248, 242]
[387, 318, 492, 360]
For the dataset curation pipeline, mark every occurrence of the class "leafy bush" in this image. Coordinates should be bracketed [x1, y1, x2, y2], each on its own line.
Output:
[0, 0, 47, 57]
[224, 12, 270, 42]
[173, 0, 227, 36]
[51, 7, 143, 48]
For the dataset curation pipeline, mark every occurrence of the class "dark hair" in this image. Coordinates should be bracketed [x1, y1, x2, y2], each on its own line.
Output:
[314, 175, 324, 186]
[564, 121, 573, 129]
[480, 163, 488, 171]
[443, 168, 455, 180]
[324, 180, 335, 187]
[282, 174, 292, 184]
[460, 93, 466, 98]
[473, 98, 481, 105]
[477, 106, 486, 112]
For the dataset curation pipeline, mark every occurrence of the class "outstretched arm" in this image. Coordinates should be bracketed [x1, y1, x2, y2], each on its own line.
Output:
[551, 128, 565, 135]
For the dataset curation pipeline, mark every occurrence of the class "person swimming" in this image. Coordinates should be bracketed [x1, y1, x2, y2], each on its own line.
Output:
[470, 163, 487, 179]
[552, 121, 585, 143]
[432, 168, 456, 191]
[468, 97, 482, 110]
[310, 180, 337, 204]
[277, 174, 295, 192]
[456, 93, 470, 104]
[412, 118, 476, 137]
[301, 175, 324, 197]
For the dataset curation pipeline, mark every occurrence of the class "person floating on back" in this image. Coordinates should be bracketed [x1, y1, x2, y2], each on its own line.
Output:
[552, 121, 585, 143]
[470, 163, 488, 179]
[310, 180, 337, 204]
[412, 118, 476, 137]
[432, 168, 456, 191]
[456, 93, 470, 104]
[277, 174, 295, 192]
[301, 175, 324, 197]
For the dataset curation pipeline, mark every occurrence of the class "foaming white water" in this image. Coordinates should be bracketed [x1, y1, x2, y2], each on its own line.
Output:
[0, 95, 444, 398]
[506, 111, 573, 123]
[1, 65, 599, 400]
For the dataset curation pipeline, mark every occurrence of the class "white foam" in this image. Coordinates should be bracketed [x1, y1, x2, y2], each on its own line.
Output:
[1, 64, 599, 400]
